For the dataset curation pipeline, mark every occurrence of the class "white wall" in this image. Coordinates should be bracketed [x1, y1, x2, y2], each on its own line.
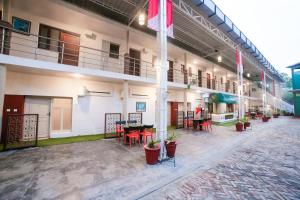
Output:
[5, 71, 157, 137]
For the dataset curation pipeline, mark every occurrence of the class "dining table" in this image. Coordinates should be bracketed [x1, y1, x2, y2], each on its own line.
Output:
[193, 118, 211, 131]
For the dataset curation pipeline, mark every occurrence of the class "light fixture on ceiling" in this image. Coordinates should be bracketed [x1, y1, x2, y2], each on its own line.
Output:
[217, 55, 222, 63]
[247, 73, 251, 78]
[193, 60, 198, 64]
[138, 12, 146, 26]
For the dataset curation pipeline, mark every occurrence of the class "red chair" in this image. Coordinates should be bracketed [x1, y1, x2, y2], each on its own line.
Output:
[126, 130, 140, 148]
[140, 125, 154, 144]
[200, 120, 212, 132]
[187, 118, 194, 129]
[116, 121, 125, 143]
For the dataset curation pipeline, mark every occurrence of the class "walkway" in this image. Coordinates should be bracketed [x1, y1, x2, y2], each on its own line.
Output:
[0, 117, 299, 200]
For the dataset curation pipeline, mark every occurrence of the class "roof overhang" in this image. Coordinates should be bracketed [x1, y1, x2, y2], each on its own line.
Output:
[62, 0, 284, 82]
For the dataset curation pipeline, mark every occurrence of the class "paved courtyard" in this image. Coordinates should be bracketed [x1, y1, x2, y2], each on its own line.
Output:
[0, 117, 299, 200]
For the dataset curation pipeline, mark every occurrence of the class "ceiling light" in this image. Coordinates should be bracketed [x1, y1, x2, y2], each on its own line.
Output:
[138, 13, 146, 26]
[193, 60, 198, 64]
[247, 73, 250, 77]
[217, 55, 222, 63]
[213, 68, 218, 72]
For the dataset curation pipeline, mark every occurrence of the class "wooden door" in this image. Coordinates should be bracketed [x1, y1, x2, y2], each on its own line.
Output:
[168, 60, 174, 82]
[59, 32, 80, 66]
[198, 70, 202, 87]
[207, 73, 211, 89]
[24, 97, 51, 139]
[129, 49, 141, 76]
[170, 102, 178, 126]
[183, 65, 188, 84]
[1, 95, 25, 143]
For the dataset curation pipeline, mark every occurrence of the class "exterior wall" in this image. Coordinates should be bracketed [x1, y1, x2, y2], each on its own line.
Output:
[5, 71, 157, 137]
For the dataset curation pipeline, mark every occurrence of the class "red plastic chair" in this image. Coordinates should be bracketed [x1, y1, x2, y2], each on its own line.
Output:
[187, 118, 194, 129]
[126, 130, 140, 148]
[200, 120, 212, 132]
[140, 125, 154, 144]
[116, 124, 124, 143]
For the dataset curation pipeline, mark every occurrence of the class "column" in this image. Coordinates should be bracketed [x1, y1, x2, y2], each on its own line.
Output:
[122, 81, 128, 121]
[156, 0, 168, 160]
[0, 65, 6, 136]
[183, 89, 187, 115]
[2, 0, 11, 22]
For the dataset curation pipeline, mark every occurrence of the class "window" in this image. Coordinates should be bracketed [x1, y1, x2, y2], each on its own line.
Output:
[52, 98, 72, 132]
[38, 24, 60, 51]
[198, 70, 202, 87]
[109, 43, 120, 59]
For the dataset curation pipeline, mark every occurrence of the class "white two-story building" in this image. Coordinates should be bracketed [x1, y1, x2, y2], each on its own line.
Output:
[0, 0, 293, 140]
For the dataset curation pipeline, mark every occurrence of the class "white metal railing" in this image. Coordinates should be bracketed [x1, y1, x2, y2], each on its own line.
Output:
[0, 24, 249, 97]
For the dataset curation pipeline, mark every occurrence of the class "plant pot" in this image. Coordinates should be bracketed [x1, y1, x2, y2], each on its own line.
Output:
[164, 141, 177, 158]
[244, 122, 250, 130]
[144, 145, 160, 165]
[262, 117, 269, 122]
[236, 123, 243, 132]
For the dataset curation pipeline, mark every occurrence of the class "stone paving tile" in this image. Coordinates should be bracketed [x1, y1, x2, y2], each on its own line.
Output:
[144, 118, 300, 200]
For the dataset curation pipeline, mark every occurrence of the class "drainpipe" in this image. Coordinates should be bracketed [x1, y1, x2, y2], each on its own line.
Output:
[122, 81, 129, 121]
[0, 65, 6, 140]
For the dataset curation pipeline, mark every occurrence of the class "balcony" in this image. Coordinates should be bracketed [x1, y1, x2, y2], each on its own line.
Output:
[1, 24, 239, 95]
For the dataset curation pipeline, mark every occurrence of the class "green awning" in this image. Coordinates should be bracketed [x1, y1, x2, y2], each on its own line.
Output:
[210, 93, 237, 104]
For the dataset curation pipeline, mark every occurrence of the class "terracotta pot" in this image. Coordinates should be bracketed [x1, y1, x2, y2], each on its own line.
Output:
[244, 122, 250, 130]
[236, 123, 243, 132]
[262, 117, 269, 122]
[144, 145, 160, 165]
[165, 141, 177, 158]
[244, 122, 250, 127]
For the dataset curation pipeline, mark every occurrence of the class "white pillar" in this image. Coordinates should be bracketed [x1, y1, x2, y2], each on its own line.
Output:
[2, 0, 11, 22]
[122, 81, 129, 121]
[0, 65, 6, 136]
[183, 89, 187, 115]
[156, 0, 168, 160]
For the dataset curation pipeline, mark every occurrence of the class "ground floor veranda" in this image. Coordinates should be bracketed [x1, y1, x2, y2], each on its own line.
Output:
[0, 117, 299, 199]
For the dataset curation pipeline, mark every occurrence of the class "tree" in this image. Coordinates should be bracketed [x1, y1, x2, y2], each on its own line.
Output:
[280, 72, 293, 104]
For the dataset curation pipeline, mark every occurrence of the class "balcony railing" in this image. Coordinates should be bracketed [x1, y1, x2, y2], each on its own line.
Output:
[0, 25, 239, 94]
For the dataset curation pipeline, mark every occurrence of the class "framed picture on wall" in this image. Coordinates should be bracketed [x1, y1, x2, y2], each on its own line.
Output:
[136, 102, 146, 112]
[12, 16, 31, 35]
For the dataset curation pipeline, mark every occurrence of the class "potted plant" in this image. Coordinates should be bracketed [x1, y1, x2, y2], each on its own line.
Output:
[144, 139, 160, 165]
[262, 115, 269, 122]
[244, 117, 251, 129]
[235, 120, 244, 132]
[273, 112, 279, 118]
[165, 132, 177, 158]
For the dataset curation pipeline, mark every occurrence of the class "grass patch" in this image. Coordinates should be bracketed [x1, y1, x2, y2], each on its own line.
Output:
[37, 134, 105, 147]
[215, 117, 248, 127]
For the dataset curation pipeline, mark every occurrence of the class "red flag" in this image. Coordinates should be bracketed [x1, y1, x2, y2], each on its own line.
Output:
[147, 0, 159, 31]
[167, 0, 174, 38]
[147, 0, 174, 38]
[261, 70, 265, 81]
[236, 49, 243, 73]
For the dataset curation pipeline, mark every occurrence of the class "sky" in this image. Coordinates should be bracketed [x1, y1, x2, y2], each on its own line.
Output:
[212, 0, 300, 76]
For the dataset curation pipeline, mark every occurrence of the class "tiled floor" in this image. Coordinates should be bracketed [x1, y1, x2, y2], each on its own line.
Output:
[0, 117, 299, 200]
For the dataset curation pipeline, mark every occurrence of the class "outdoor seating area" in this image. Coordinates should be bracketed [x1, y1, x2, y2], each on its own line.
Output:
[115, 120, 154, 148]
[184, 115, 213, 132]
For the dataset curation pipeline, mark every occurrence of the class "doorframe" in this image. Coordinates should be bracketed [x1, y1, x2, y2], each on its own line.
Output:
[25, 96, 52, 139]
[49, 97, 73, 135]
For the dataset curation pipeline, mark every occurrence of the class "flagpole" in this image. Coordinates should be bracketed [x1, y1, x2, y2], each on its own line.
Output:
[156, 0, 168, 160]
